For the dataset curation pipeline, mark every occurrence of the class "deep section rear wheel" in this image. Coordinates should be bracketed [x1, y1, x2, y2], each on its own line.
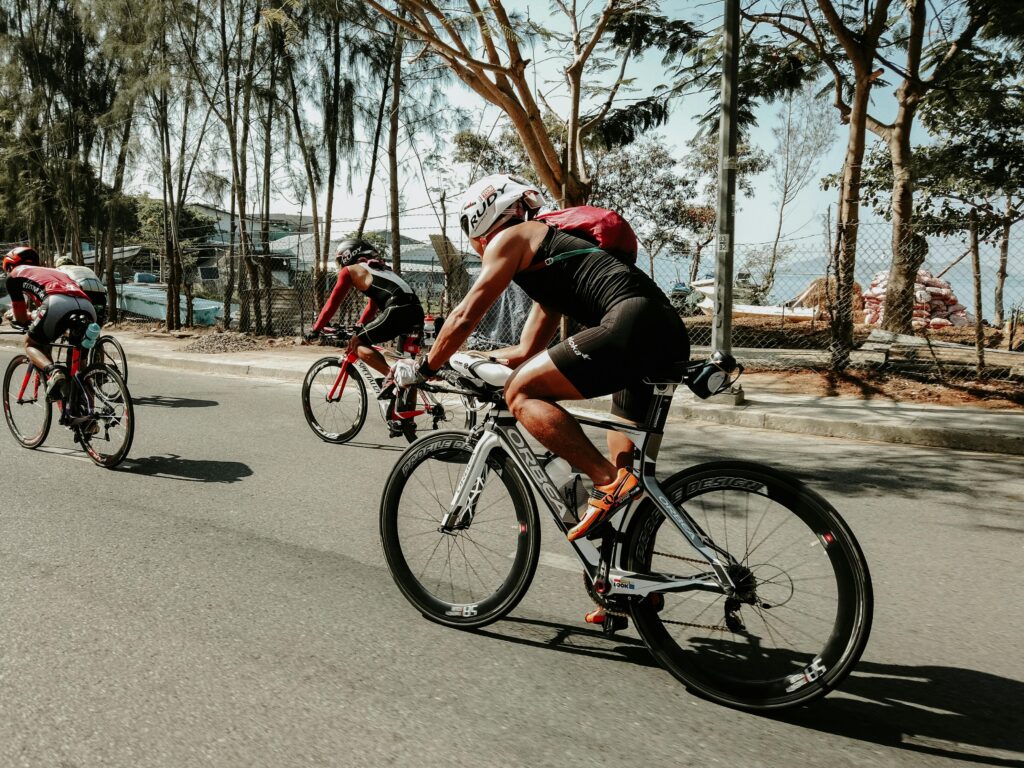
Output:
[627, 460, 872, 711]
[78, 364, 134, 468]
[3, 355, 52, 448]
[380, 430, 540, 628]
[301, 357, 367, 444]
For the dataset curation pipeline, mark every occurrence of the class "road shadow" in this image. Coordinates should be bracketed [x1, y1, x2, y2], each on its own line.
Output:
[133, 394, 219, 409]
[120, 453, 252, 484]
[661, 424, 1024, 503]
[474, 615, 657, 668]
[343, 440, 408, 452]
[777, 658, 1024, 766]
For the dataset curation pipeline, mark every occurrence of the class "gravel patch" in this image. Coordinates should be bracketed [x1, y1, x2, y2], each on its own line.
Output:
[182, 333, 262, 354]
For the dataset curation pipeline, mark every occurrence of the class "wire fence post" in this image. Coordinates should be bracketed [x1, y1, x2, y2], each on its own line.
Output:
[713, 0, 740, 355]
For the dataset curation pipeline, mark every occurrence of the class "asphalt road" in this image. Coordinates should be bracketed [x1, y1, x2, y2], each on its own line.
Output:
[1, 351, 1022, 768]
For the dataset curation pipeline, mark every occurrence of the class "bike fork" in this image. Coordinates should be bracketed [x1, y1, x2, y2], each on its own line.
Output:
[328, 354, 355, 401]
[438, 430, 500, 532]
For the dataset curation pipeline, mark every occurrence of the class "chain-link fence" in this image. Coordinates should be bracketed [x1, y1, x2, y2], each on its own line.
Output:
[96, 222, 1023, 386]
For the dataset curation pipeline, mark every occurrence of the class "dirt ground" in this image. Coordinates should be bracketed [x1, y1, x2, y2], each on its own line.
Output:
[743, 369, 1024, 410]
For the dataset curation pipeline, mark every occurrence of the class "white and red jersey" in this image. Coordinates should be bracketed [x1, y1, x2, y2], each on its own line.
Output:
[6, 265, 89, 308]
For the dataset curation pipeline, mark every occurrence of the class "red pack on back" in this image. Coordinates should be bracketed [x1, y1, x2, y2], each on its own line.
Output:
[536, 206, 638, 263]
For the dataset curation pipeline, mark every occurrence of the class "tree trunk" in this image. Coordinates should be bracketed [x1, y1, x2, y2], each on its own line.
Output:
[880, 98, 923, 334]
[321, 18, 342, 275]
[357, 58, 392, 239]
[283, 57, 323, 307]
[104, 115, 133, 324]
[260, 52, 277, 335]
[223, 192, 238, 330]
[388, 19, 404, 273]
[830, 79, 873, 372]
[994, 200, 1011, 327]
[969, 212, 985, 378]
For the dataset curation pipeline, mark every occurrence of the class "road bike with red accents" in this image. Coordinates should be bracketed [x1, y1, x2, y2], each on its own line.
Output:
[2, 320, 134, 468]
[301, 327, 474, 444]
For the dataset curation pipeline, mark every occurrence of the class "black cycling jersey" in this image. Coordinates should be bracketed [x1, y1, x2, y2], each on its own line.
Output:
[513, 227, 667, 326]
[362, 263, 418, 308]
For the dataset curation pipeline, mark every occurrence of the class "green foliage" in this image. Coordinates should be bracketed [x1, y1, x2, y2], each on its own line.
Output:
[594, 95, 671, 149]
[589, 136, 699, 259]
[858, 48, 1024, 237]
[128, 196, 216, 248]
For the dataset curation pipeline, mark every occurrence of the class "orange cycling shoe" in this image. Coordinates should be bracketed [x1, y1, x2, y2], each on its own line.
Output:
[567, 467, 641, 541]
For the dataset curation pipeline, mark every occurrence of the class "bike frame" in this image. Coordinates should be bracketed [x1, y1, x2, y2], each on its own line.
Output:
[438, 382, 739, 599]
[327, 352, 446, 423]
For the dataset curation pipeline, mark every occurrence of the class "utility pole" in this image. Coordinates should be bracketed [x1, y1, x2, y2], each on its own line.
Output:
[713, 0, 740, 354]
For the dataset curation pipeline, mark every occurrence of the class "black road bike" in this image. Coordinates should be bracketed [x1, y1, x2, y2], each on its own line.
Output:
[379, 352, 873, 711]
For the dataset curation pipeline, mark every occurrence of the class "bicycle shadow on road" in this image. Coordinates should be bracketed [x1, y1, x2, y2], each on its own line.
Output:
[343, 440, 407, 452]
[473, 615, 658, 668]
[774, 658, 1024, 766]
[119, 453, 253, 484]
[133, 394, 219, 409]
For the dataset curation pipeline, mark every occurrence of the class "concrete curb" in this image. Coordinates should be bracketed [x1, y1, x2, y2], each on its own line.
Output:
[2, 336, 1021, 456]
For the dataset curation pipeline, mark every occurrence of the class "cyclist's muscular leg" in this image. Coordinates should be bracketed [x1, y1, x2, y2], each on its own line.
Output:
[24, 338, 53, 371]
[505, 353, 618, 488]
[354, 342, 390, 377]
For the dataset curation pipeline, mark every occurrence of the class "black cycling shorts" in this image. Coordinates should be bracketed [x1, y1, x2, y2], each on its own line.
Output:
[27, 294, 97, 346]
[356, 302, 424, 346]
[548, 297, 689, 423]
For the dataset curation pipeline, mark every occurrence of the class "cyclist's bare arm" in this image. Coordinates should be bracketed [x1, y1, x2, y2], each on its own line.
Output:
[487, 302, 559, 367]
[425, 236, 525, 370]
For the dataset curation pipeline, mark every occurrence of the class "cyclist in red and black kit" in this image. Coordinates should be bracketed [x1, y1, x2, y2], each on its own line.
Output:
[305, 238, 425, 377]
[1, 246, 97, 400]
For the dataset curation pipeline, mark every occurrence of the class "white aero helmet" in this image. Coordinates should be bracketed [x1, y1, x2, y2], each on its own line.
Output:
[458, 174, 544, 239]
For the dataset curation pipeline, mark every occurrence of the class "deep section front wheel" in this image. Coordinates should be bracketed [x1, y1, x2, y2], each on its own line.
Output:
[2, 355, 52, 448]
[626, 460, 872, 711]
[301, 357, 367, 444]
[78, 364, 134, 468]
[380, 430, 540, 628]
[91, 335, 128, 384]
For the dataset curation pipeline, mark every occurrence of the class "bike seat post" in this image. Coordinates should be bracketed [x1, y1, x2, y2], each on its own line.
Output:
[633, 382, 677, 471]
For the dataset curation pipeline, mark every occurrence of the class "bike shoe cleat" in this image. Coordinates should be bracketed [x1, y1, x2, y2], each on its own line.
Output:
[567, 468, 641, 542]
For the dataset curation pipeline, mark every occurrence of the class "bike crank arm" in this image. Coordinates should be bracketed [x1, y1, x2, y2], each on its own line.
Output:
[604, 569, 724, 598]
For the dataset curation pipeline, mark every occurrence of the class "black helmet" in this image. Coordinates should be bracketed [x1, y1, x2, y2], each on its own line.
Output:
[335, 238, 379, 267]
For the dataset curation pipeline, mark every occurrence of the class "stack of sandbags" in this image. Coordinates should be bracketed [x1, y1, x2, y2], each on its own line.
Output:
[862, 270, 973, 330]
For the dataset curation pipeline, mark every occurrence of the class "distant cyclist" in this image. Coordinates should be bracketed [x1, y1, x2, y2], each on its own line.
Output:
[1, 246, 97, 400]
[55, 256, 108, 323]
[305, 238, 424, 377]
[390, 175, 690, 546]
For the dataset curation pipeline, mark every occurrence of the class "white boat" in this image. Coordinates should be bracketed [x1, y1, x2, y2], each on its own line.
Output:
[690, 279, 817, 321]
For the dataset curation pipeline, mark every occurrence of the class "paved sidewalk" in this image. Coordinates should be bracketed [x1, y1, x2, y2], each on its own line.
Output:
[2, 329, 1021, 455]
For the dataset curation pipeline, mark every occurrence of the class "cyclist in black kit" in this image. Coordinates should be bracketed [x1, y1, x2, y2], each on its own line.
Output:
[390, 175, 690, 547]
[306, 238, 425, 376]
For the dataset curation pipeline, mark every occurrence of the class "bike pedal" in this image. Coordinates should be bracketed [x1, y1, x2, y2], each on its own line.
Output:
[584, 519, 614, 541]
[603, 614, 629, 636]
